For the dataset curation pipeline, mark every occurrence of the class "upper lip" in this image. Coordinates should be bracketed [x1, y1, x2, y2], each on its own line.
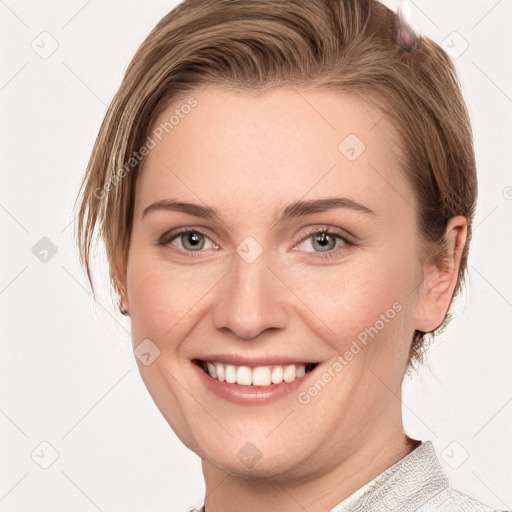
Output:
[193, 355, 320, 367]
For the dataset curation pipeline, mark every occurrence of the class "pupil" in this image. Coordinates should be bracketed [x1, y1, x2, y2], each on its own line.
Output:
[314, 233, 334, 252]
[183, 232, 204, 251]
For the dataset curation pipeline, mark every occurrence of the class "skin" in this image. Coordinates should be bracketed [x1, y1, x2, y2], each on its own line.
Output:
[118, 86, 467, 512]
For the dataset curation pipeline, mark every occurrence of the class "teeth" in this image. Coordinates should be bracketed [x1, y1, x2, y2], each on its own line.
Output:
[206, 362, 217, 379]
[236, 366, 252, 386]
[225, 364, 236, 384]
[216, 363, 225, 382]
[283, 364, 297, 383]
[271, 365, 283, 384]
[252, 366, 271, 386]
[203, 362, 311, 386]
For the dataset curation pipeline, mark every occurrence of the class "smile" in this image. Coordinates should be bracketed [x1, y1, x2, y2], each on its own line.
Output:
[198, 360, 318, 386]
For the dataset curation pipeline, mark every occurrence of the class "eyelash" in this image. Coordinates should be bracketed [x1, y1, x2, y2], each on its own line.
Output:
[156, 226, 356, 260]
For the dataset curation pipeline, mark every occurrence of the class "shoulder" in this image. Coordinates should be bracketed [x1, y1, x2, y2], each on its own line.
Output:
[417, 486, 509, 512]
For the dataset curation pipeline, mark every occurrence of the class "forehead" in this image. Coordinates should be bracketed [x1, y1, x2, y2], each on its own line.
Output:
[134, 86, 412, 223]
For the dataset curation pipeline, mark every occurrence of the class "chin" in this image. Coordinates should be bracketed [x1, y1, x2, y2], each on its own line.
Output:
[182, 417, 319, 481]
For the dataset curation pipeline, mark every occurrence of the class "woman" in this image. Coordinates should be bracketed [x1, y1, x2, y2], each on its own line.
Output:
[75, 0, 508, 510]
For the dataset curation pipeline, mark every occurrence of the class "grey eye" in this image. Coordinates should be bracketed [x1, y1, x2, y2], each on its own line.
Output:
[178, 231, 207, 251]
[310, 232, 337, 252]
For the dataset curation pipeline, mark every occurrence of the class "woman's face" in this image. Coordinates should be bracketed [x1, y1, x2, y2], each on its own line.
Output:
[125, 86, 427, 479]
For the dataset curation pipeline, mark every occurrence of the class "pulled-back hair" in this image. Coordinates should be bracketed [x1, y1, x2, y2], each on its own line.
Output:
[75, 0, 477, 368]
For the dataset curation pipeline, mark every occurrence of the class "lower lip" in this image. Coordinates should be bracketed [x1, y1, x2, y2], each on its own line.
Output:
[193, 363, 315, 405]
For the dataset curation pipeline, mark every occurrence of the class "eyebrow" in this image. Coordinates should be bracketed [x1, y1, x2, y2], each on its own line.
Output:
[142, 197, 376, 223]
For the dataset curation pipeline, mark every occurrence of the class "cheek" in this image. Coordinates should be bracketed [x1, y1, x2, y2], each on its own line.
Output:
[126, 250, 221, 341]
[289, 251, 418, 341]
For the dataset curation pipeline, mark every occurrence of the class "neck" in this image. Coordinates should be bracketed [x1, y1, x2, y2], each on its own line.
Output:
[201, 425, 420, 512]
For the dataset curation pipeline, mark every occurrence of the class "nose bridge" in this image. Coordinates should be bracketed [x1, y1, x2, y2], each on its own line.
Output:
[212, 242, 287, 339]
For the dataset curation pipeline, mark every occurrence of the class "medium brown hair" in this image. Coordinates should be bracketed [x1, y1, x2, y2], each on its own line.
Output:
[74, 0, 477, 368]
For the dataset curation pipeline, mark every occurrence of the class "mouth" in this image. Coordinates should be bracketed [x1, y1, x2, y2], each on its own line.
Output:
[194, 359, 319, 387]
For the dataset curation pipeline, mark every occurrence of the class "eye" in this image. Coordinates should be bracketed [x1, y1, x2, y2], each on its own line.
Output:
[157, 228, 218, 255]
[156, 226, 356, 259]
[294, 227, 355, 259]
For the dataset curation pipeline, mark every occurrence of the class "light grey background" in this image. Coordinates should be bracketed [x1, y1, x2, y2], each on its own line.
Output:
[1, 1, 511, 511]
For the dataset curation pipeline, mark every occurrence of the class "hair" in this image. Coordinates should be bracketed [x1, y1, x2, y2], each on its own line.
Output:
[74, 0, 477, 369]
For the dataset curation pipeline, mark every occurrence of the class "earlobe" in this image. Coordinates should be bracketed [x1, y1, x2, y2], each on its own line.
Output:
[413, 216, 468, 333]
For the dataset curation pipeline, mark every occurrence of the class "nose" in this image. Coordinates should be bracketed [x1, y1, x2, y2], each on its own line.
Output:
[212, 248, 288, 341]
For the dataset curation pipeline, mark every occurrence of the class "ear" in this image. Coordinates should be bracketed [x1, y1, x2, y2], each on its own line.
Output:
[113, 258, 129, 312]
[413, 216, 468, 333]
